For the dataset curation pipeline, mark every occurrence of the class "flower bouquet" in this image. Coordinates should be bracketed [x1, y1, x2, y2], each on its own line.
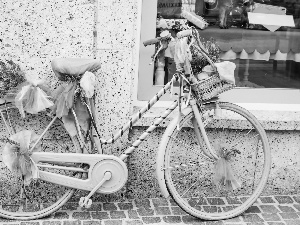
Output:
[186, 30, 236, 101]
[0, 60, 26, 99]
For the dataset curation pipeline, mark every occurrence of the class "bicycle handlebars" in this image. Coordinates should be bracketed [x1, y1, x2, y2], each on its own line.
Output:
[143, 37, 161, 46]
[176, 29, 192, 38]
[143, 29, 193, 47]
[143, 36, 171, 46]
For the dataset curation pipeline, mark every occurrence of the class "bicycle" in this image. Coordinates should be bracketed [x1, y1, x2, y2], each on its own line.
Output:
[0, 29, 271, 221]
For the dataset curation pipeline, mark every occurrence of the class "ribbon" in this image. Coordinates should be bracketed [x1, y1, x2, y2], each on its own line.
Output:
[213, 143, 242, 191]
[176, 73, 192, 130]
[174, 37, 193, 66]
[61, 99, 91, 137]
[2, 130, 40, 185]
[15, 80, 54, 117]
[53, 81, 92, 137]
[80, 71, 96, 98]
[150, 39, 170, 66]
[177, 76, 183, 130]
[52, 82, 77, 118]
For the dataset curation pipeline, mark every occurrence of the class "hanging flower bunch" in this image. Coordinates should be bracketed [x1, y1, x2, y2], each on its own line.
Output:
[170, 20, 189, 32]
[0, 60, 26, 99]
[190, 36, 221, 75]
[52, 71, 96, 137]
[1, 130, 41, 185]
[213, 142, 242, 191]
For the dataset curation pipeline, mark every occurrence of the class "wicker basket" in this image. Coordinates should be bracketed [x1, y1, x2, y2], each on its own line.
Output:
[191, 72, 234, 101]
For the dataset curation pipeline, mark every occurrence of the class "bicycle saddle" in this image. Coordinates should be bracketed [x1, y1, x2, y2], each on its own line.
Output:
[51, 58, 101, 81]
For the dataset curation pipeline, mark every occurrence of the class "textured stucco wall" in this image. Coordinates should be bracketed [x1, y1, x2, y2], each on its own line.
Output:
[0, 0, 139, 201]
[1, 0, 300, 202]
[126, 127, 300, 199]
[89, 0, 140, 200]
[0, 0, 139, 151]
[267, 130, 300, 194]
[94, 0, 139, 155]
[0, 0, 95, 88]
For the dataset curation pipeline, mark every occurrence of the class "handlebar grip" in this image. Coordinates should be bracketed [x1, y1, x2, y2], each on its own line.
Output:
[143, 38, 161, 46]
[177, 30, 192, 38]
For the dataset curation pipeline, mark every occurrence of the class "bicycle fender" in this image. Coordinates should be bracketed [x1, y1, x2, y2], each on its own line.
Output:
[156, 106, 193, 198]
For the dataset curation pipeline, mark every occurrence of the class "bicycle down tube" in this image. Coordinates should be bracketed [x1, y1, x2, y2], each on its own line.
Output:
[87, 74, 181, 160]
[98, 75, 179, 146]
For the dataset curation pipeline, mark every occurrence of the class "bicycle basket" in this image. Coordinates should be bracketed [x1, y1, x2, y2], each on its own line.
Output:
[188, 32, 235, 101]
[191, 72, 234, 101]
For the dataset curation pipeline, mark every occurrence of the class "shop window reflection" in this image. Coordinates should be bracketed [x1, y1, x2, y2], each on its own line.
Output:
[153, 0, 300, 89]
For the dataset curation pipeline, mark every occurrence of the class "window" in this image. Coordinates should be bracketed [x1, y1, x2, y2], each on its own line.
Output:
[138, 0, 300, 107]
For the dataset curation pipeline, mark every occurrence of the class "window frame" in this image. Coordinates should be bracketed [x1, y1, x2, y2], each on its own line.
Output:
[134, 0, 300, 111]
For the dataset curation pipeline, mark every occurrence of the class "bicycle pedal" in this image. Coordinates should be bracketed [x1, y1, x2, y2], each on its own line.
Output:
[79, 197, 92, 208]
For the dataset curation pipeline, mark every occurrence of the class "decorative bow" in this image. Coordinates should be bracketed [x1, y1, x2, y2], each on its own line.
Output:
[1, 130, 40, 185]
[52, 71, 96, 137]
[15, 79, 54, 117]
[213, 143, 242, 191]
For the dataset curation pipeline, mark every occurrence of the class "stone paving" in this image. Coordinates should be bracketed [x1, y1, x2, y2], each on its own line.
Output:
[1, 195, 300, 225]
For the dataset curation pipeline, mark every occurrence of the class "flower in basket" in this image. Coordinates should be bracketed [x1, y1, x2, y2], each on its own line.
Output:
[0, 60, 26, 99]
[190, 36, 221, 75]
[197, 62, 236, 85]
[174, 28, 236, 101]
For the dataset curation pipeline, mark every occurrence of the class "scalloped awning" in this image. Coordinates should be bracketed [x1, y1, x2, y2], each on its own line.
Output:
[199, 27, 300, 54]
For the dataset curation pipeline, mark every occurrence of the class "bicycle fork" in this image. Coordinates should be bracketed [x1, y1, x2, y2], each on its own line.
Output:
[190, 99, 219, 160]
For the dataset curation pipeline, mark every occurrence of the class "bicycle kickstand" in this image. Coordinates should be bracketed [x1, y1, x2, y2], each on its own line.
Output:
[79, 171, 112, 208]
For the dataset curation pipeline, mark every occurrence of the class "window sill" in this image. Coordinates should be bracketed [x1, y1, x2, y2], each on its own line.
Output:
[132, 105, 300, 131]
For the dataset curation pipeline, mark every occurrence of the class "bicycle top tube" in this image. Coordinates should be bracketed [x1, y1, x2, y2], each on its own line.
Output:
[98, 74, 181, 145]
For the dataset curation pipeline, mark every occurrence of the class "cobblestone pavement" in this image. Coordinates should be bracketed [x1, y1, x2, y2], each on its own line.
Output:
[1, 195, 300, 225]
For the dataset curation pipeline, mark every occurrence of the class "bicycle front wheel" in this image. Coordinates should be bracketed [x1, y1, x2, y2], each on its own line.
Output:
[0, 102, 81, 220]
[163, 102, 271, 220]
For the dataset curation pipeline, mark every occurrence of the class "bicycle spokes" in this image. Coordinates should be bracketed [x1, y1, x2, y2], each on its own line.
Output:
[0, 106, 78, 218]
[163, 102, 270, 219]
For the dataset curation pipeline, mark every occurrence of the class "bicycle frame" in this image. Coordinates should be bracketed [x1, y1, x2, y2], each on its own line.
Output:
[1, 73, 218, 195]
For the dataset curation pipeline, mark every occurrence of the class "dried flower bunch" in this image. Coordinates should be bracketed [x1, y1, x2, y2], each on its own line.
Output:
[0, 60, 26, 98]
[170, 20, 189, 32]
[190, 36, 221, 75]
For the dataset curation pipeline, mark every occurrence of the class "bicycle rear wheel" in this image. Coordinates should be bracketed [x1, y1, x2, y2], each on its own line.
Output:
[162, 102, 271, 220]
[0, 102, 81, 220]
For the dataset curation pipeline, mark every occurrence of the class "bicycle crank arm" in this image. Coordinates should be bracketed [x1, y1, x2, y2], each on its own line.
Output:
[79, 171, 112, 208]
[31, 152, 128, 194]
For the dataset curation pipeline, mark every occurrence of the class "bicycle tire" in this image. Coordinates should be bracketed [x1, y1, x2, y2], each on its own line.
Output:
[162, 101, 271, 220]
[0, 102, 81, 220]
